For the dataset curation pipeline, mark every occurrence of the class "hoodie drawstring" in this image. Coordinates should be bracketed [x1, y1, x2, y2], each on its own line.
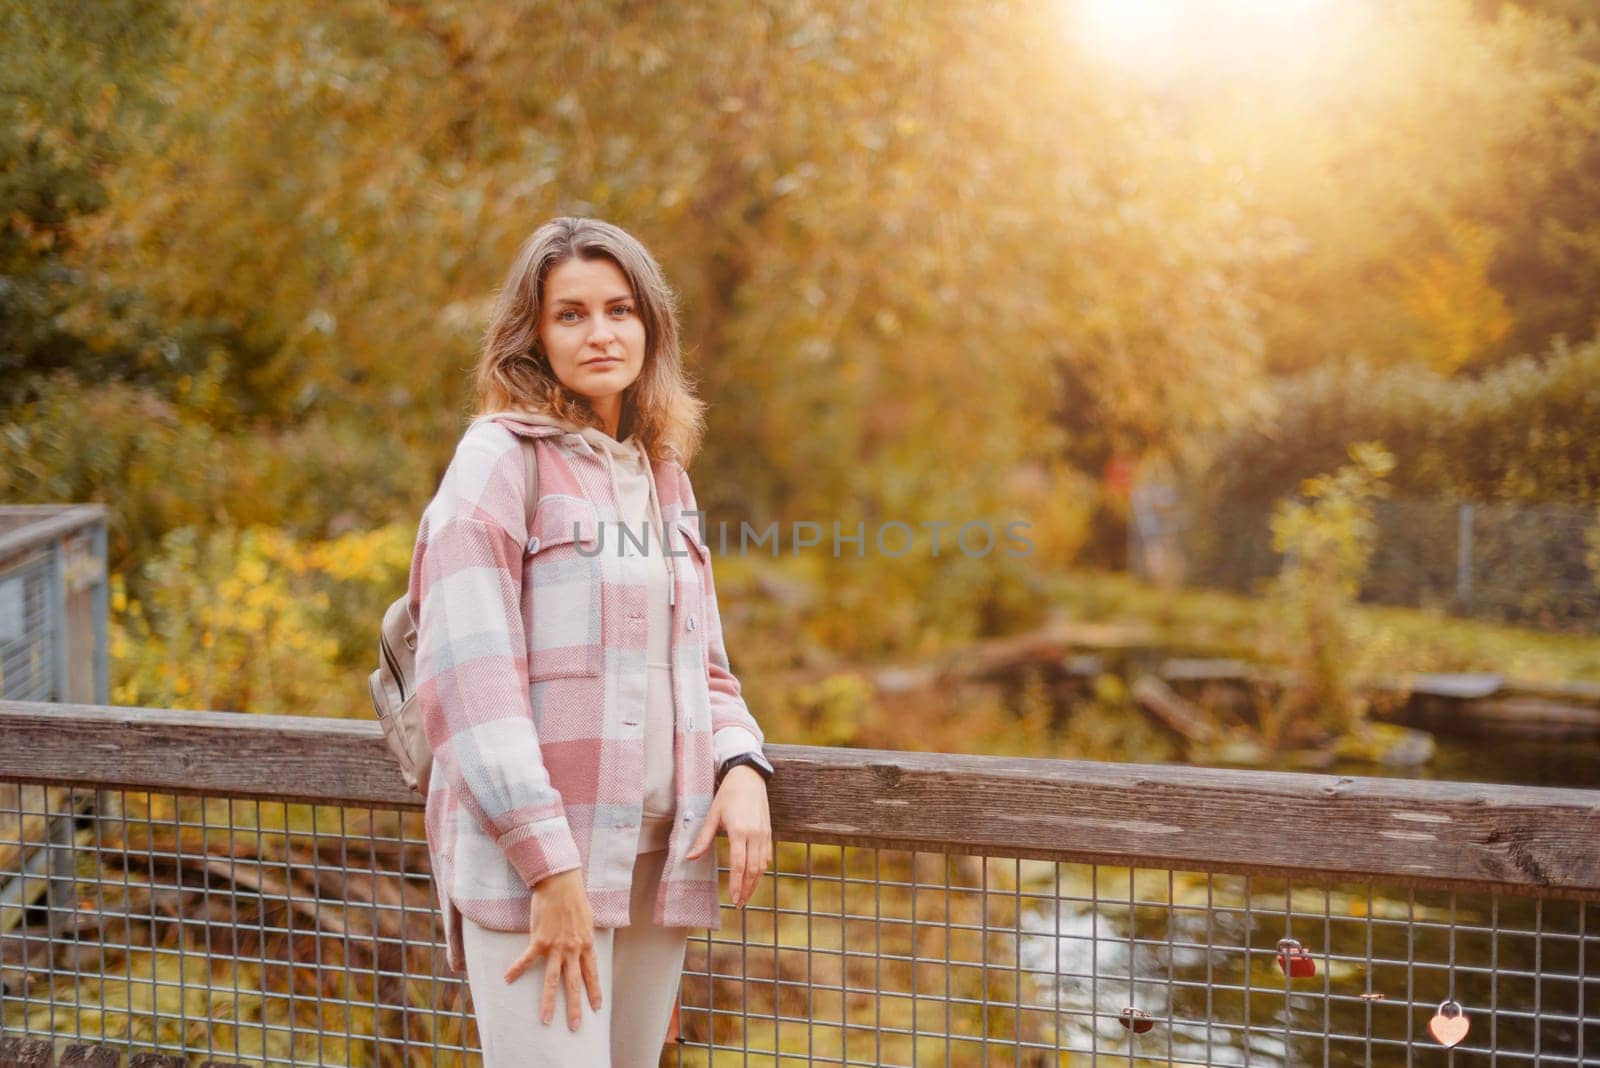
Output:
[600, 435, 677, 608]
[643, 445, 677, 606]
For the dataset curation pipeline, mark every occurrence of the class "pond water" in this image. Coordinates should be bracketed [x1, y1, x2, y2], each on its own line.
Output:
[1013, 732, 1596, 1065]
[1413, 733, 1600, 790]
[1021, 877, 1588, 1066]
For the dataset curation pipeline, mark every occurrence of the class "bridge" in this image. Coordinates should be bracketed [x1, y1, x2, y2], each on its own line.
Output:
[1, 701, 1595, 1066]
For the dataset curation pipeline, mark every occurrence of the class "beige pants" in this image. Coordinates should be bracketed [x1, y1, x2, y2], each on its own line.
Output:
[461, 847, 692, 1067]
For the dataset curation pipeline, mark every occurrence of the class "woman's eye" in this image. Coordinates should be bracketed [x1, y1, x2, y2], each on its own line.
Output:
[611, 304, 634, 317]
[557, 309, 580, 323]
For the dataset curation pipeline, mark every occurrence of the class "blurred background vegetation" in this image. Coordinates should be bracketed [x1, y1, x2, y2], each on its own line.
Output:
[4, 0, 1600, 772]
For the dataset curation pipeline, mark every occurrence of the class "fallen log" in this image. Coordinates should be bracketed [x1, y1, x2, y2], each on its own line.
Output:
[1131, 675, 1218, 744]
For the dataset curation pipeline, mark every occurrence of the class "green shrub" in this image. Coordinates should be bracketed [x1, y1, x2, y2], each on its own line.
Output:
[1200, 335, 1600, 507]
[1259, 442, 1396, 741]
[1, 372, 435, 584]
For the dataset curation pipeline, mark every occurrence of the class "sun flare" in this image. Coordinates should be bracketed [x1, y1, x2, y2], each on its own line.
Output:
[1071, 0, 1338, 74]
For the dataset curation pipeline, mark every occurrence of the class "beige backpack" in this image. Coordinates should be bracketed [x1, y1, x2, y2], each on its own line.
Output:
[369, 437, 539, 796]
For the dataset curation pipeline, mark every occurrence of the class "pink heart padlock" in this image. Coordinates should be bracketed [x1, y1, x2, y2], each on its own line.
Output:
[1429, 999, 1469, 1048]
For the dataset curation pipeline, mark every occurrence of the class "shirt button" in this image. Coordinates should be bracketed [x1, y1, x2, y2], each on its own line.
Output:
[630, 608, 644, 620]
[687, 615, 697, 631]
[525, 535, 540, 554]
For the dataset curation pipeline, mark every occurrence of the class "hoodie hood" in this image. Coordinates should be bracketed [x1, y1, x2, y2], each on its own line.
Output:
[473, 408, 653, 463]
[472, 408, 676, 598]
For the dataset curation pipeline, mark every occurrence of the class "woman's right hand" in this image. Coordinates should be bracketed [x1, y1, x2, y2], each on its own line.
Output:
[503, 867, 603, 1030]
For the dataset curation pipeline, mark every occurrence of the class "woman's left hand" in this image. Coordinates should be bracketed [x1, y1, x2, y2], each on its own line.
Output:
[685, 765, 771, 907]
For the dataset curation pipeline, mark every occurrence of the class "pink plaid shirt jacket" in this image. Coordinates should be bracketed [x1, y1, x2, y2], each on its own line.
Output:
[407, 413, 767, 974]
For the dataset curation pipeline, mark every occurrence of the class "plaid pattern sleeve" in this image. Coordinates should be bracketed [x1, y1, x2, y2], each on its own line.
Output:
[408, 425, 582, 891]
[677, 467, 767, 769]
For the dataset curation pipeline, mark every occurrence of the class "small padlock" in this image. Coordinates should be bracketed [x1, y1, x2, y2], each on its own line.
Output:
[1275, 938, 1317, 978]
[1116, 1006, 1154, 1034]
[1429, 999, 1469, 1048]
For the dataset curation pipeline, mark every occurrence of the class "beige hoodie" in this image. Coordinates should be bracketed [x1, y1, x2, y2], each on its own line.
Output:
[469, 409, 677, 854]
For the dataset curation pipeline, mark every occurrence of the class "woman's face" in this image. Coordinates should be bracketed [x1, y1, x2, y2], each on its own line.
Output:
[537, 256, 647, 424]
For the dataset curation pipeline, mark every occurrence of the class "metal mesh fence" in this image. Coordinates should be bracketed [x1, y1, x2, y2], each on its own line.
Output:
[0, 505, 110, 707]
[1133, 487, 1600, 633]
[2, 779, 1592, 1066]
[2, 784, 468, 1066]
[0, 556, 57, 702]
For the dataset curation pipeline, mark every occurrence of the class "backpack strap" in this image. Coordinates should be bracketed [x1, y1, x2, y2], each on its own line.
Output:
[520, 437, 540, 537]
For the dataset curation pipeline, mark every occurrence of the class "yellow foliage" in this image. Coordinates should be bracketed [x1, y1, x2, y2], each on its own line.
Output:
[1396, 219, 1513, 375]
[110, 523, 415, 718]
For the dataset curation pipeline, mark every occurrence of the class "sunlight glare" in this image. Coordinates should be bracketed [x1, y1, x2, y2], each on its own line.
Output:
[1077, 0, 1181, 61]
[1072, 0, 1336, 74]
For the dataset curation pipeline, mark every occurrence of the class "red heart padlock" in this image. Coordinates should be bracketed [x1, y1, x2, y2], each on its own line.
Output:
[1275, 938, 1317, 978]
[1117, 1006, 1155, 1034]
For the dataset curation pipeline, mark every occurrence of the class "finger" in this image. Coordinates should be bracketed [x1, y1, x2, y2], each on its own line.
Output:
[748, 838, 771, 905]
[735, 861, 750, 907]
[685, 804, 718, 859]
[504, 943, 539, 985]
[732, 844, 752, 908]
[541, 956, 561, 1026]
[742, 851, 758, 906]
[728, 834, 747, 905]
[743, 851, 760, 907]
[581, 944, 603, 1011]
[565, 956, 585, 1030]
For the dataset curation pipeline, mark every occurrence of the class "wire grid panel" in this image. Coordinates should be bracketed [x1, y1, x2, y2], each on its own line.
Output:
[1, 782, 477, 1066]
[668, 841, 1595, 1067]
[3, 781, 1595, 1067]
[0, 556, 56, 702]
[1145, 488, 1600, 631]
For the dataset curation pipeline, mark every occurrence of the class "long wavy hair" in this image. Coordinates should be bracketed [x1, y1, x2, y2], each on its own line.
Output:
[472, 217, 705, 465]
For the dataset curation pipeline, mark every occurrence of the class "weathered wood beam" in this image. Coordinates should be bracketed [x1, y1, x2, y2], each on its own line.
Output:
[2, 701, 1596, 898]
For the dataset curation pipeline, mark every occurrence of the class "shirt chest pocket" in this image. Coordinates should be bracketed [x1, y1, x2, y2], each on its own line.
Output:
[673, 513, 711, 641]
[523, 495, 603, 680]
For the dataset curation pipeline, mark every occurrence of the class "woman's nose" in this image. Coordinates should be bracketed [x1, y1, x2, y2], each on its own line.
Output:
[587, 318, 616, 345]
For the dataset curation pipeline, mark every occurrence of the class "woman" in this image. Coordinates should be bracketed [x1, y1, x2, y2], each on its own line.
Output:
[407, 217, 775, 1066]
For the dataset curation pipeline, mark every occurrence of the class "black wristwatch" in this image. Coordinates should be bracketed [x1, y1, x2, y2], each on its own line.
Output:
[716, 750, 774, 789]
